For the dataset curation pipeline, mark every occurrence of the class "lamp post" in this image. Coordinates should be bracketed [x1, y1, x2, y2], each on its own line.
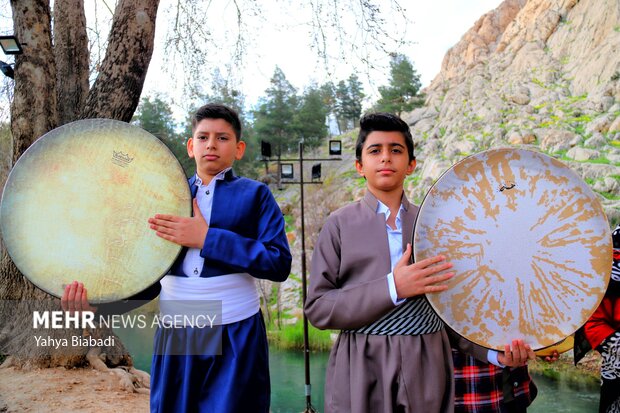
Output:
[262, 139, 341, 412]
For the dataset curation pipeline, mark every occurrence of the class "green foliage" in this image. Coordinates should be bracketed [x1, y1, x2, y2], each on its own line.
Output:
[294, 85, 329, 149]
[334, 74, 365, 132]
[598, 191, 620, 200]
[133, 95, 194, 177]
[284, 214, 294, 232]
[253, 68, 330, 159]
[375, 54, 423, 115]
[267, 320, 334, 351]
[253, 66, 299, 155]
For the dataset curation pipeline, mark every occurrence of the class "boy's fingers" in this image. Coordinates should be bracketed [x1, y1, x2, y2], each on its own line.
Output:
[192, 199, 203, 219]
[150, 218, 179, 231]
[395, 243, 412, 268]
[426, 271, 454, 286]
[152, 225, 176, 237]
[513, 339, 526, 363]
[502, 344, 513, 365]
[66, 281, 78, 312]
[414, 254, 448, 270]
[422, 261, 453, 277]
[150, 214, 179, 223]
[155, 231, 177, 243]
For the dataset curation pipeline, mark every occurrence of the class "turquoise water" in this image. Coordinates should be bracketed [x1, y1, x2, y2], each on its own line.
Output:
[117, 327, 599, 412]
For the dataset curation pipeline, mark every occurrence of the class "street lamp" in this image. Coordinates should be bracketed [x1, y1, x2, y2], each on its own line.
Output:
[329, 140, 342, 155]
[0, 61, 14, 79]
[260, 139, 341, 412]
[0, 35, 23, 55]
[281, 163, 294, 179]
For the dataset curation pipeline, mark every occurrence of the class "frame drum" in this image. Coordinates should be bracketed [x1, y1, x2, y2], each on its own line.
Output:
[0, 119, 191, 303]
[413, 148, 611, 350]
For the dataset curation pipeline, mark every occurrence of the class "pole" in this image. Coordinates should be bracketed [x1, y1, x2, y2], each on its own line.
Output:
[299, 141, 315, 412]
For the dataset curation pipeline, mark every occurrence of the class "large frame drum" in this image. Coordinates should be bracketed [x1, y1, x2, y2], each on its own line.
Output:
[0, 119, 191, 303]
[413, 148, 611, 350]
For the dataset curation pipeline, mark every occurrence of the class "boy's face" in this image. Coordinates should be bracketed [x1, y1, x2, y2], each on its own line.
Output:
[187, 118, 245, 179]
[355, 131, 415, 194]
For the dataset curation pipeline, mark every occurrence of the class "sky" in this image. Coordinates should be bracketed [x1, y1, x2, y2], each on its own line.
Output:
[140, 0, 504, 116]
[0, 0, 505, 120]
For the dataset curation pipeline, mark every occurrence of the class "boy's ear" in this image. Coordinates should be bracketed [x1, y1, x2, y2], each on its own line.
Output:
[235, 140, 246, 160]
[186, 137, 195, 158]
[355, 159, 365, 177]
[406, 159, 416, 175]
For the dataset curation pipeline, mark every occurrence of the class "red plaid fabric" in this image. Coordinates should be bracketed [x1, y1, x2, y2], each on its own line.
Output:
[453, 349, 535, 413]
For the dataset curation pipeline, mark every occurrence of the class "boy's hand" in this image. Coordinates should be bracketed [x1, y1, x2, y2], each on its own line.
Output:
[498, 339, 536, 367]
[61, 281, 98, 314]
[148, 198, 208, 249]
[540, 350, 560, 362]
[393, 243, 454, 299]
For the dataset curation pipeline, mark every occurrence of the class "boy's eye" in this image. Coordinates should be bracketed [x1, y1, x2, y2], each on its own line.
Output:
[218, 135, 229, 141]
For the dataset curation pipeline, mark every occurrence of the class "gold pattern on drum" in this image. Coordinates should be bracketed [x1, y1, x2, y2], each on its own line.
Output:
[0, 119, 191, 303]
[413, 148, 612, 350]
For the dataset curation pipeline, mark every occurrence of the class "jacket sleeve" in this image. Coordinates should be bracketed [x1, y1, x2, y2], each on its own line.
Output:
[304, 215, 396, 330]
[446, 326, 490, 363]
[583, 297, 616, 350]
[200, 185, 292, 282]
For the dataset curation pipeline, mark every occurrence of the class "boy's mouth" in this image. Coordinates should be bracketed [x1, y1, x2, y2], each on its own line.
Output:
[202, 154, 219, 161]
[378, 168, 395, 174]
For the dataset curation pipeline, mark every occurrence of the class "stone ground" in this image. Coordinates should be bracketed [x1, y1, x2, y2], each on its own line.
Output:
[0, 367, 149, 413]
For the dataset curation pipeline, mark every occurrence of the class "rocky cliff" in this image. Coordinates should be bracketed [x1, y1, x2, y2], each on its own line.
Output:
[272, 0, 620, 322]
[405, 0, 620, 222]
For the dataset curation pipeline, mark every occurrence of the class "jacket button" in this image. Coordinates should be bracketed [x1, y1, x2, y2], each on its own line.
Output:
[513, 382, 519, 388]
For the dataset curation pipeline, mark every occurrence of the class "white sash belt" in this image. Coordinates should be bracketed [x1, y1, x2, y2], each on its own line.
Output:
[159, 273, 259, 325]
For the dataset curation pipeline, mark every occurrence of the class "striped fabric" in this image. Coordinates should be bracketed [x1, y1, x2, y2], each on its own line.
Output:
[344, 296, 443, 335]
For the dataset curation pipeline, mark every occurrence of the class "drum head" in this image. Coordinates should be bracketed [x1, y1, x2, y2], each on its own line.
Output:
[0, 119, 191, 303]
[413, 148, 611, 350]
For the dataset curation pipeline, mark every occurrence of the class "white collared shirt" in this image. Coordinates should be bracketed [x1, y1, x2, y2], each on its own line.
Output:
[375, 200, 406, 305]
[181, 168, 231, 277]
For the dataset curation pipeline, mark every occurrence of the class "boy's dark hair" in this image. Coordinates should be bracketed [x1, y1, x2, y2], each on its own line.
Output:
[355, 112, 415, 162]
[191, 103, 242, 141]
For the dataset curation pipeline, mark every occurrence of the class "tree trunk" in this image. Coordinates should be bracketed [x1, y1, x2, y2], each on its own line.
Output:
[54, 0, 90, 126]
[1, 0, 159, 379]
[9, 0, 58, 164]
[81, 0, 160, 122]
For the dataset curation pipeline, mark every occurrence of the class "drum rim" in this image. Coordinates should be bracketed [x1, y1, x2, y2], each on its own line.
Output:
[0, 118, 191, 303]
[411, 147, 611, 350]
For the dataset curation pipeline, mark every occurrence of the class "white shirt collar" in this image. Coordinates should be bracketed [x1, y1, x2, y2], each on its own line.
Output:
[194, 167, 231, 187]
[376, 200, 403, 228]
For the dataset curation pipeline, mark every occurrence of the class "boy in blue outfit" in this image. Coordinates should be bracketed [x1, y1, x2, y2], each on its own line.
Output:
[64, 103, 291, 412]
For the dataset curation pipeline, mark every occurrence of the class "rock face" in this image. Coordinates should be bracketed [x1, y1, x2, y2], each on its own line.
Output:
[406, 0, 620, 222]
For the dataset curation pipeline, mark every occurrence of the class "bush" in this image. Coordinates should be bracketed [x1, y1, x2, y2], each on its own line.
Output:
[267, 320, 334, 351]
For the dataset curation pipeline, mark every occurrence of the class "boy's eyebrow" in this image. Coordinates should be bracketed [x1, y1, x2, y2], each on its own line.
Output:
[194, 131, 233, 136]
[366, 142, 406, 149]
